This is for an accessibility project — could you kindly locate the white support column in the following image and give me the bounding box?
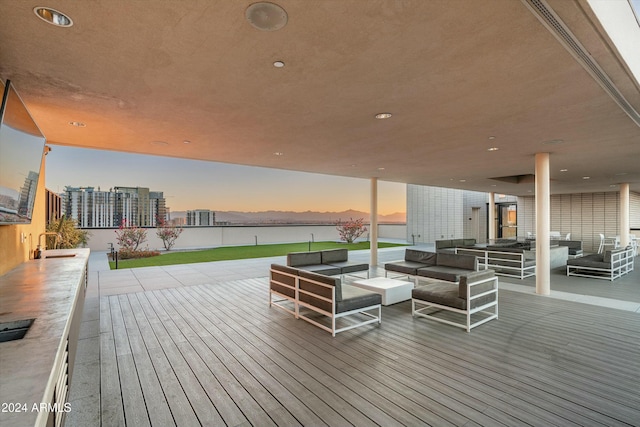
[620,183,630,248]
[488,192,496,243]
[535,153,550,296]
[370,177,378,268]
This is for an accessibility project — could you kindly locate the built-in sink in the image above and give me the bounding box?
[45,254,76,259]
[0,318,35,343]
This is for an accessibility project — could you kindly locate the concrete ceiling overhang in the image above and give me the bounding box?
[1,0,639,196]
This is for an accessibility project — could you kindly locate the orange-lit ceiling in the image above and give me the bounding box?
[1,0,639,196]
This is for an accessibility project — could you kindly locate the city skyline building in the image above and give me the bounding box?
[186,209,216,226]
[63,186,168,228]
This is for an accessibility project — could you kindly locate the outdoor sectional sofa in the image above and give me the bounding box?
[558,240,584,258]
[269,264,381,336]
[412,269,498,332]
[434,238,477,251]
[566,247,634,281]
[384,249,479,283]
[287,248,369,278]
[455,247,536,279]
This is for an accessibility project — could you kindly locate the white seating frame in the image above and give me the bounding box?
[566,247,634,281]
[412,274,498,333]
[455,247,535,279]
[269,267,381,337]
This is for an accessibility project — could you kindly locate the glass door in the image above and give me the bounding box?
[497,203,517,238]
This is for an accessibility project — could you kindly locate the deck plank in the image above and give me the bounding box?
[118,294,176,427]
[98,277,640,427]
[128,293,203,427]
[99,296,125,427]
[136,291,226,426]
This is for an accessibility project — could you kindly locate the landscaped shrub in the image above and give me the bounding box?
[114,220,157,259]
[118,248,160,260]
[156,218,183,250]
[335,217,367,244]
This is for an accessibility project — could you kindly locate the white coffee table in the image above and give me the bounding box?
[350,277,414,305]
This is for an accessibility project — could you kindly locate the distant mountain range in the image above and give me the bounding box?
[170,209,406,224]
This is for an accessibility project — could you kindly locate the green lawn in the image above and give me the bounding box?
[109,241,406,269]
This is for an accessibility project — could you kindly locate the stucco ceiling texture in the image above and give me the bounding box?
[1,0,639,196]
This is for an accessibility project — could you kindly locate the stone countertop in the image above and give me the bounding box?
[0,248,89,427]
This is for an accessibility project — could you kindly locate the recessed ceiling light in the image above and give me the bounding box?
[610,184,617,187]
[69,121,85,127]
[487,147,499,151]
[459,179,466,182]
[491,184,497,187]
[582,176,590,179]
[375,113,392,119]
[183,140,191,144]
[488,136,496,140]
[560,169,568,172]
[377,167,385,171]
[33,7,73,27]
[151,141,169,146]
[273,152,284,156]
[246,2,288,31]
[273,61,285,68]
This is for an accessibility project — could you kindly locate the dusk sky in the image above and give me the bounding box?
[45,145,406,215]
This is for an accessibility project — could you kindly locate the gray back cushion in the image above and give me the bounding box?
[287,251,322,267]
[405,249,437,264]
[436,252,477,270]
[298,269,342,302]
[603,248,625,263]
[435,240,453,249]
[321,248,348,264]
[458,270,495,299]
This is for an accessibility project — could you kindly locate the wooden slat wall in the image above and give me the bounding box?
[630,191,640,229]
[517,192,622,252]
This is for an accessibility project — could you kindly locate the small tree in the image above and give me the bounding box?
[46,215,91,249]
[156,218,183,251]
[336,217,367,244]
[115,219,147,252]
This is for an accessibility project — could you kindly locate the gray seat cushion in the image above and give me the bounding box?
[327,261,369,274]
[337,285,381,313]
[413,282,464,310]
[567,254,606,268]
[416,266,470,283]
[297,264,342,276]
[385,260,428,275]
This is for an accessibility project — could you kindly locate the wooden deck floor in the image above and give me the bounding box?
[99,278,640,427]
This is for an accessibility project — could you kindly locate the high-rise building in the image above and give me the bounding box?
[63,186,167,227]
[186,209,215,226]
[17,171,39,218]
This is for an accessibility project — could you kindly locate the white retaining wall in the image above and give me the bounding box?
[82,223,407,252]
